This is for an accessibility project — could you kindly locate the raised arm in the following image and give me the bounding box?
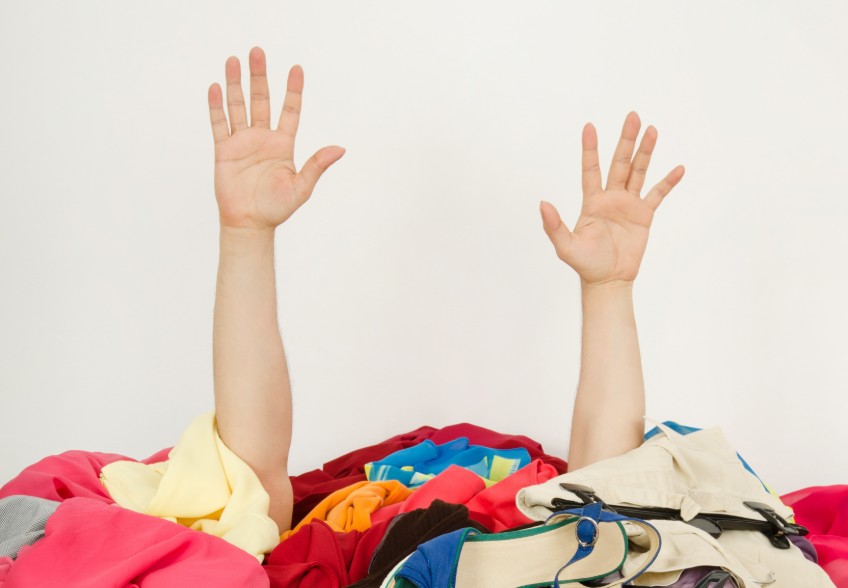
[540,112,684,470]
[207,47,344,531]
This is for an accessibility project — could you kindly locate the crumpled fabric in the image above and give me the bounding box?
[348,500,488,588]
[516,423,835,587]
[782,485,848,588]
[517,423,794,524]
[98,411,280,560]
[290,423,568,527]
[372,459,560,533]
[364,437,531,488]
[0,497,268,588]
[280,480,412,540]
[264,462,557,588]
[265,518,395,588]
[0,496,59,559]
[0,450,151,505]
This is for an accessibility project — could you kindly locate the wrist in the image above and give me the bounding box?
[580,279,635,312]
[218,224,276,262]
[220,223,276,241]
[580,278,634,295]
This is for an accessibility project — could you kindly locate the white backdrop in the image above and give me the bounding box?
[1,1,846,494]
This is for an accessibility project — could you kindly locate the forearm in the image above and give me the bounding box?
[212,225,293,528]
[568,280,645,470]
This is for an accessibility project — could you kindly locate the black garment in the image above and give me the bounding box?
[347,499,489,588]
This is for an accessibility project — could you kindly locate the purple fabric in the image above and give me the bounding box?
[666,566,738,587]
[789,534,819,563]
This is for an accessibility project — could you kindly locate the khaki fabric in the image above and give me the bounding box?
[515,422,835,587]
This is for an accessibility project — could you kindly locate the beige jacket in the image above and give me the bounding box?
[516,422,835,587]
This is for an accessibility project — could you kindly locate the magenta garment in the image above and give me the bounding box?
[782,485,848,588]
[0,556,12,587]
[0,497,268,588]
[0,448,171,504]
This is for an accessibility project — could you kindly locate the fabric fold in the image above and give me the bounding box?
[515,423,835,587]
[99,411,279,560]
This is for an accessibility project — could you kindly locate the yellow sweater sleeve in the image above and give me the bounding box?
[99,411,280,561]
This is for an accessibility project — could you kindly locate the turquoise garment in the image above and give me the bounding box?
[364,437,531,488]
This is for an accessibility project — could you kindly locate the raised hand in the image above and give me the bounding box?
[540,112,684,286]
[208,47,345,231]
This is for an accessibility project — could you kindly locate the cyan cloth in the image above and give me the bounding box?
[364,438,530,488]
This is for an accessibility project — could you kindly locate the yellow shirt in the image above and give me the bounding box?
[99,411,279,561]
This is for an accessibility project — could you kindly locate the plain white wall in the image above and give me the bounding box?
[1,1,846,494]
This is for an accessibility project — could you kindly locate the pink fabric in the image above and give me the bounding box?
[1,451,127,503]
[0,557,12,588]
[371,459,559,532]
[466,459,559,531]
[0,497,267,588]
[0,448,171,503]
[371,466,485,525]
[782,485,848,588]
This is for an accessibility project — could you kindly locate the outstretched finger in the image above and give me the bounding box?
[540,200,574,252]
[294,145,346,202]
[626,125,658,194]
[277,65,304,141]
[581,123,602,196]
[249,47,271,129]
[225,56,248,133]
[606,112,640,190]
[208,83,229,144]
[643,165,685,211]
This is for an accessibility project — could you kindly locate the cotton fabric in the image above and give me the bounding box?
[516,423,835,587]
[0,496,59,559]
[99,411,280,560]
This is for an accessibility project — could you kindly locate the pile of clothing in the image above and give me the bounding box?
[0,413,845,587]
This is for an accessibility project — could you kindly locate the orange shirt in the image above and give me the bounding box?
[281,479,412,540]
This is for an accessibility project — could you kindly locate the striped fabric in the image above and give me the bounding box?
[364,437,531,488]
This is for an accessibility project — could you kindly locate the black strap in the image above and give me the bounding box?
[550,483,808,550]
[694,569,735,588]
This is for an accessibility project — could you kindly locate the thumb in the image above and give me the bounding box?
[295,145,346,201]
[540,200,573,251]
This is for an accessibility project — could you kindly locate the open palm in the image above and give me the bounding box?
[541,112,684,285]
[208,47,344,231]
